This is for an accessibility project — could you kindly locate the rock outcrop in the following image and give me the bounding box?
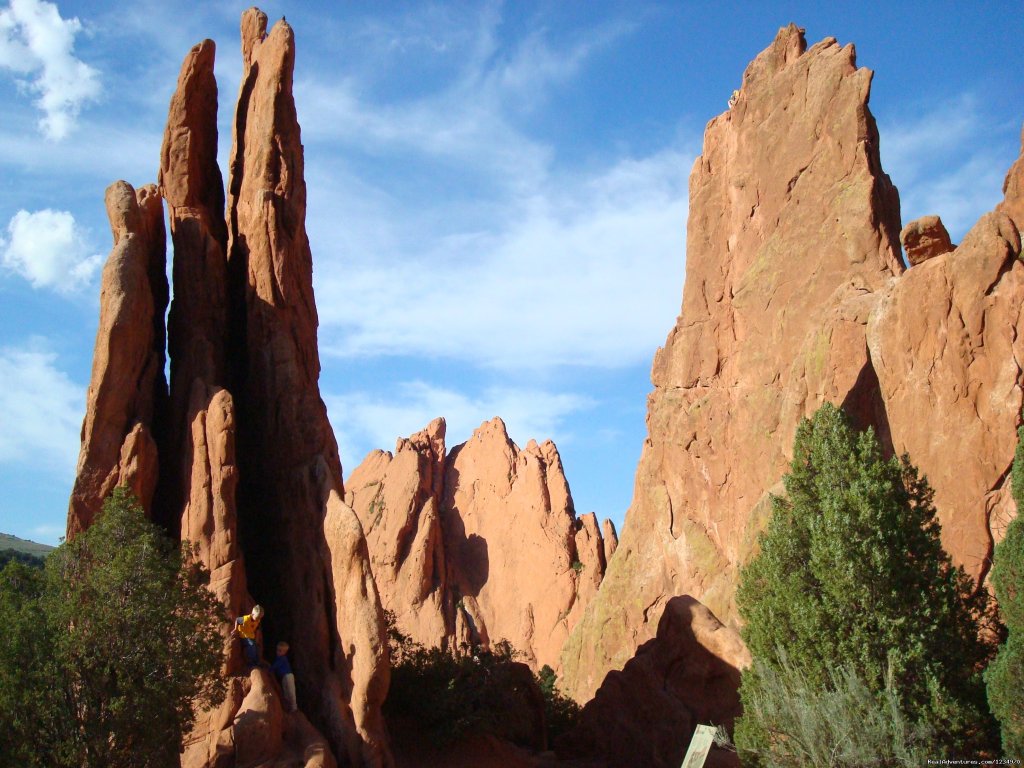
[562,22,1024,731]
[562,23,904,702]
[158,38,250,676]
[69,10,391,768]
[602,518,619,563]
[67,181,167,536]
[346,417,615,672]
[868,210,1023,583]
[559,596,748,768]
[900,215,954,265]
[225,12,390,765]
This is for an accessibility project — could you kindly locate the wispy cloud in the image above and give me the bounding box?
[879,94,1017,239]
[0,0,100,140]
[1,208,101,292]
[0,341,83,471]
[312,143,691,371]
[326,380,594,472]
[294,4,691,373]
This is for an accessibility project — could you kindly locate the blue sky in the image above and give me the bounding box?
[0,1,1020,545]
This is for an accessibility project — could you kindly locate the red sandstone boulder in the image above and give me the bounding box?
[869,210,1024,581]
[900,214,954,265]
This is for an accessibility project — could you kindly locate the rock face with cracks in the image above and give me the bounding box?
[68,180,167,537]
[68,10,392,768]
[346,417,615,672]
[226,11,390,766]
[562,22,1024,730]
[562,23,905,702]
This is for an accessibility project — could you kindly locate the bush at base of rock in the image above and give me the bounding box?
[984,427,1024,756]
[535,665,581,742]
[384,611,549,750]
[0,488,226,768]
[735,651,933,767]
[736,403,999,760]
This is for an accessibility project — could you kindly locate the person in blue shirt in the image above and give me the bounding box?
[271,640,297,713]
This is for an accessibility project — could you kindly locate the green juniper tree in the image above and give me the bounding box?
[735,403,997,765]
[0,488,226,768]
[984,427,1024,756]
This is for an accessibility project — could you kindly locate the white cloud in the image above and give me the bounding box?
[297,6,632,191]
[312,143,692,370]
[0,0,101,140]
[879,95,1015,239]
[326,381,594,471]
[1,208,101,292]
[0,342,83,471]
[294,5,690,373]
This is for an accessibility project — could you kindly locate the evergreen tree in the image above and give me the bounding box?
[735,403,996,763]
[0,488,226,768]
[984,427,1024,756]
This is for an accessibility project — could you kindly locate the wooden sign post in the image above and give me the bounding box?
[680,724,718,768]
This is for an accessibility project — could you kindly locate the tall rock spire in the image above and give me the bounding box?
[67,181,167,536]
[561,24,904,703]
[225,10,391,766]
[69,10,392,767]
[158,36,250,670]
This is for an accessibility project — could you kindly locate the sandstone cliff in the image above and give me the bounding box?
[346,417,615,672]
[68,11,391,768]
[562,23,904,702]
[562,21,1024,722]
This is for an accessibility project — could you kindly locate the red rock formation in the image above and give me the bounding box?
[346,417,609,672]
[559,596,748,768]
[562,24,904,703]
[869,210,1023,583]
[346,418,449,646]
[225,10,391,766]
[158,36,249,662]
[185,669,337,768]
[70,11,392,767]
[900,215,954,265]
[601,518,618,563]
[67,180,167,536]
[998,124,1024,228]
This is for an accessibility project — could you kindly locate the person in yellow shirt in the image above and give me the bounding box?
[233,604,263,668]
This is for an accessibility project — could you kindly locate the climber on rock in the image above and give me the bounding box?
[272,640,298,713]
[233,604,264,669]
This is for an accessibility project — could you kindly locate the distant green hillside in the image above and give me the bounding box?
[0,533,55,558]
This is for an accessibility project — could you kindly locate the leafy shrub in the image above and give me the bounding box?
[536,664,581,741]
[735,650,933,767]
[736,403,997,761]
[985,427,1024,755]
[384,612,577,748]
[0,548,45,569]
[0,488,226,768]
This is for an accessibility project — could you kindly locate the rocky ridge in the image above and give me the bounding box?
[562,22,1024,736]
[345,417,616,673]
